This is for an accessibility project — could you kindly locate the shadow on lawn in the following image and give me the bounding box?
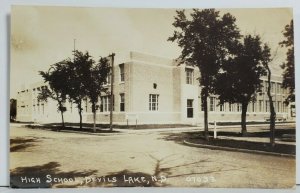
[10,162,98,188]
[160,130,296,155]
[160,127,295,141]
[26,124,120,134]
[10,138,39,152]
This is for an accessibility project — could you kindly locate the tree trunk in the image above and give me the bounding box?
[203,91,209,141]
[93,112,96,132]
[92,102,96,132]
[79,111,82,130]
[267,67,276,146]
[58,101,65,131]
[269,101,276,146]
[241,102,248,136]
[78,101,83,130]
[60,110,64,131]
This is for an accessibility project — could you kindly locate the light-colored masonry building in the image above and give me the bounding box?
[16,52,295,125]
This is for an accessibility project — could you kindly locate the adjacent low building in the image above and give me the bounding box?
[16,51,293,125]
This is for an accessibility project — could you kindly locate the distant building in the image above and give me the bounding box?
[16,52,293,125]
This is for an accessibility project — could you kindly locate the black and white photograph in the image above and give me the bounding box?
[9,5,295,188]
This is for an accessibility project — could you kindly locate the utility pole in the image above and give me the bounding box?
[110,53,115,131]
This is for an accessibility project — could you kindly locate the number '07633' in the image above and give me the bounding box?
[185,176,216,183]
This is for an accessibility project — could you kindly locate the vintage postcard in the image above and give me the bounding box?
[10,5,295,188]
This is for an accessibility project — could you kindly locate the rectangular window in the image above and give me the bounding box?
[105,97,109,112]
[120,93,125,112]
[271,82,275,93]
[277,83,282,94]
[259,100,263,112]
[185,68,194,84]
[201,99,204,111]
[252,102,256,112]
[265,101,269,112]
[277,101,281,112]
[237,104,242,112]
[100,101,103,112]
[187,99,194,118]
[229,103,232,112]
[283,103,287,112]
[149,94,159,111]
[219,104,224,112]
[101,95,114,112]
[264,81,267,92]
[209,97,215,111]
[84,98,88,112]
[119,64,125,82]
[107,73,111,85]
[259,80,264,93]
[105,69,112,85]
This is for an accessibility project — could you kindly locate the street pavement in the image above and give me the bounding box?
[10,124,295,188]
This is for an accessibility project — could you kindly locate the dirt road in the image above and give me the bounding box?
[10,125,295,188]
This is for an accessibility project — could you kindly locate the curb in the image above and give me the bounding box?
[183,140,295,158]
[25,125,125,136]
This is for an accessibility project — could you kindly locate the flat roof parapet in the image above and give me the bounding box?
[129,51,177,66]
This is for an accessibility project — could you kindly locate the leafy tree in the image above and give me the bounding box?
[261,44,276,146]
[65,50,94,130]
[168,9,241,139]
[215,35,267,135]
[38,62,68,130]
[10,99,17,121]
[86,57,110,131]
[279,20,294,104]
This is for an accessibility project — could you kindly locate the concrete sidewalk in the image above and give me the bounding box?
[113,122,295,133]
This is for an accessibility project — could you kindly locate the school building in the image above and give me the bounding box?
[16,52,294,125]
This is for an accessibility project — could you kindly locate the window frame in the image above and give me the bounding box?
[187,99,194,118]
[185,68,194,85]
[265,100,269,112]
[277,101,281,112]
[149,94,159,111]
[277,83,282,94]
[100,95,114,112]
[120,93,125,112]
[219,104,225,112]
[259,100,263,112]
[104,69,112,86]
[209,97,215,112]
[119,63,125,82]
[252,102,256,112]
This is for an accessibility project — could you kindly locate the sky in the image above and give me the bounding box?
[10,6,293,98]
